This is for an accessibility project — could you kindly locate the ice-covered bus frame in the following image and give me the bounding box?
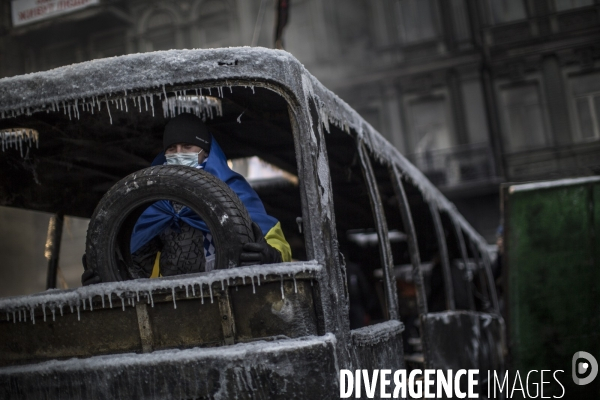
[0,48,505,398]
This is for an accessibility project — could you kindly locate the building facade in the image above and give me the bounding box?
[1,0,600,242]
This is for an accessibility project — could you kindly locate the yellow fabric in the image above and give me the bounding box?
[265,222,292,262]
[150,252,161,278]
[149,223,290,277]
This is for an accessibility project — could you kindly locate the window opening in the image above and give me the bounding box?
[500,83,548,152]
[323,125,390,328]
[569,72,600,142]
[440,211,475,310]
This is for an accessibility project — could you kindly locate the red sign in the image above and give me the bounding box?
[11,0,100,27]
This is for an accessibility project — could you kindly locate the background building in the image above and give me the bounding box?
[1,0,600,295]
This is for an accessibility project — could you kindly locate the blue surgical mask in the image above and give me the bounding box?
[165,150,203,168]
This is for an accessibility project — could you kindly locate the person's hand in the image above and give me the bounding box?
[81,254,101,286]
[240,222,283,266]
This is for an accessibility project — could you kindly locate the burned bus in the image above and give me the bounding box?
[0,48,504,398]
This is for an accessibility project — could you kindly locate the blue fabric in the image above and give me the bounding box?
[130,138,278,254]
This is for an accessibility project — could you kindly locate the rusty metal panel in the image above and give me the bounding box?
[0,304,141,367]
[148,295,223,350]
[351,320,405,373]
[421,311,481,371]
[0,334,340,399]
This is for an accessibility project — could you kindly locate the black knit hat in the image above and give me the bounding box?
[163,113,212,152]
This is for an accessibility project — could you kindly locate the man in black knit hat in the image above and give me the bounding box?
[82,113,290,285]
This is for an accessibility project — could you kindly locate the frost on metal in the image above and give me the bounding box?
[350,320,405,347]
[0,261,322,324]
[0,333,338,399]
[509,175,600,193]
[0,47,489,253]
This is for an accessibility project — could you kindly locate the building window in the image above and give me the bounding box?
[570,72,600,142]
[145,11,177,51]
[555,0,594,11]
[407,96,453,155]
[405,96,458,184]
[487,0,527,24]
[397,0,436,43]
[500,84,548,152]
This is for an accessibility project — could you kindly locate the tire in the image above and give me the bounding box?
[85,165,255,282]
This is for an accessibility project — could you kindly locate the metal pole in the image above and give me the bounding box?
[429,204,456,311]
[452,218,476,310]
[45,213,64,290]
[358,142,398,320]
[389,165,428,316]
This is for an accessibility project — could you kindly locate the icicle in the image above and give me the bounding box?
[162,85,168,100]
[109,294,113,308]
[149,291,154,308]
[96,96,101,111]
[251,276,256,294]
[280,275,285,299]
[172,287,177,309]
[121,297,125,311]
[200,284,204,304]
[144,95,148,111]
[67,104,71,120]
[59,305,63,316]
[185,285,189,298]
[124,97,128,112]
[62,101,66,115]
[18,309,21,322]
[191,284,196,297]
[251,85,255,94]
[150,95,155,117]
[89,296,93,311]
[74,99,80,120]
[242,276,246,285]
[229,86,233,93]
[42,305,46,322]
[101,294,105,308]
[30,307,34,324]
[107,103,113,124]
[12,311,16,324]
[209,284,213,304]
[221,280,225,291]
[82,298,86,311]
[51,307,56,322]
[257,274,261,286]
[195,89,199,96]
[293,275,298,293]
[76,306,80,321]
[138,96,142,112]
[136,291,140,302]
[208,88,212,95]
